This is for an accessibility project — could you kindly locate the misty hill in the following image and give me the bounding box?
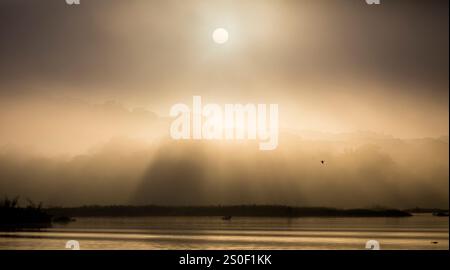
[0,132,448,209]
[46,205,412,218]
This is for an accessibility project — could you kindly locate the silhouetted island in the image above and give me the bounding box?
[0,197,52,229]
[46,205,412,218]
[405,207,449,215]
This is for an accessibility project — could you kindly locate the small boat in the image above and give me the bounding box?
[52,216,76,224]
[222,216,232,221]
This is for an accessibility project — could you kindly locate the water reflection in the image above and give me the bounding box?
[0,214,448,250]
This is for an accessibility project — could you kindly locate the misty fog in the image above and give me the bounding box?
[1,129,447,209]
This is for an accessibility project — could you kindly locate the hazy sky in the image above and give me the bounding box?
[0,0,448,139]
[0,0,448,208]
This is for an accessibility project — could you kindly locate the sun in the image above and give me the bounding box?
[212,28,229,44]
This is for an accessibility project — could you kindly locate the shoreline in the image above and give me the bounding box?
[46,205,415,218]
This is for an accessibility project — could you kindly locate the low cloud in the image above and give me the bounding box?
[0,134,447,209]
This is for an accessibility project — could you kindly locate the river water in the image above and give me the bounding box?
[0,214,447,250]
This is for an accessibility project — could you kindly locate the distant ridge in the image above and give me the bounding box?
[47,205,412,218]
